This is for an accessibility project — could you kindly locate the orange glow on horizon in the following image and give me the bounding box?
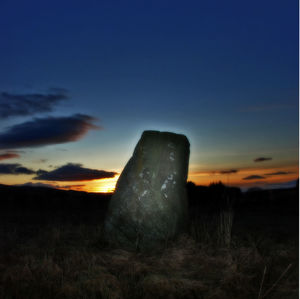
[188,165,299,188]
[60,165,298,192]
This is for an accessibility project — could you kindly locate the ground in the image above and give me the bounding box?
[0,184,298,299]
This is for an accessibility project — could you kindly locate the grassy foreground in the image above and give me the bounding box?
[0,184,298,299]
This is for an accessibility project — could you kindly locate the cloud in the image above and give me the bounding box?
[0,89,68,118]
[264,171,291,176]
[0,163,35,175]
[243,175,266,180]
[60,184,86,188]
[59,184,86,191]
[219,169,238,174]
[34,163,117,181]
[0,152,20,161]
[188,169,239,176]
[254,157,272,162]
[16,182,87,191]
[0,114,99,149]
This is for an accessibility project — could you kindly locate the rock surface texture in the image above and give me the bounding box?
[104,130,190,250]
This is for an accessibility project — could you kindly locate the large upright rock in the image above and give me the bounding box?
[104,130,190,250]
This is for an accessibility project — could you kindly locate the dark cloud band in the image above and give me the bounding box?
[34,163,117,181]
[264,171,291,176]
[0,90,68,118]
[219,169,238,174]
[243,175,266,180]
[0,114,99,149]
[254,157,272,162]
[0,163,35,175]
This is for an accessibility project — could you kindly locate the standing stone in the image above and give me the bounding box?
[104,130,190,250]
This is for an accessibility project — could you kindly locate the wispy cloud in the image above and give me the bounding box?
[264,171,291,176]
[0,114,99,149]
[34,163,117,181]
[0,163,35,175]
[243,175,266,180]
[219,169,238,174]
[0,152,20,161]
[59,184,86,190]
[15,181,86,190]
[254,157,272,162]
[188,169,240,177]
[0,89,68,118]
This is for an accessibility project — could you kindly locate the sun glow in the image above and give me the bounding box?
[93,175,120,193]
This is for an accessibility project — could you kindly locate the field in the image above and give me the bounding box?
[0,183,298,299]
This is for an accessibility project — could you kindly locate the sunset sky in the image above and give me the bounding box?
[0,0,298,192]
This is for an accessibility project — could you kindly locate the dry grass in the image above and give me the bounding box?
[0,184,298,298]
[0,219,298,299]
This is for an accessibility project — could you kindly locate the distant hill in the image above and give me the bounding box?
[245,179,298,192]
[0,182,298,215]
[0,183,112,212]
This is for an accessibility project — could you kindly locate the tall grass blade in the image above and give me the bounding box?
[257,266,267,299]
[262,263,292,298]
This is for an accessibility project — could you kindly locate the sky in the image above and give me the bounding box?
[0,0,298,192]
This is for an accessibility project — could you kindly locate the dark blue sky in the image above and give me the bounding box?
[0,0,298,191]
